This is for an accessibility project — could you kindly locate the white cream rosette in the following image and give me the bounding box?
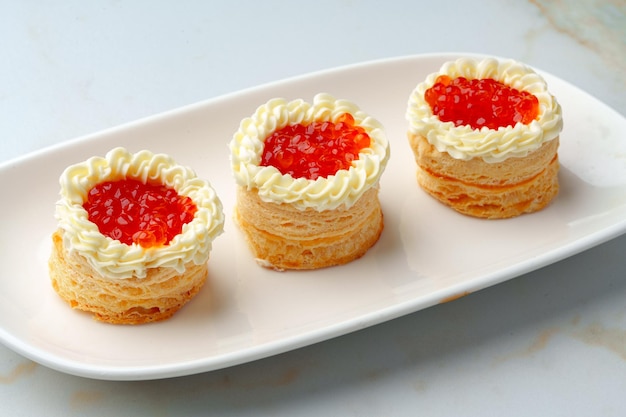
[406,57,563,163]
[55,147,224,279]
[229,93,390,211]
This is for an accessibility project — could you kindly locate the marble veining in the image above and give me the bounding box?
[531,0,626,76]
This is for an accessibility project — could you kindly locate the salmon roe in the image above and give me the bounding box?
[83,178,197,248]
[424,75,539,130]
[260,113,371,180]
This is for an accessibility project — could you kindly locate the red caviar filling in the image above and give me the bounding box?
[424,75,539,130]
[260,113,371,180]
[83,178,197,248]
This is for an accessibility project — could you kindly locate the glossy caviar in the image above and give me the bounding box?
[83,179,197,248]
[260,113,371,180]
[424,76,539,130]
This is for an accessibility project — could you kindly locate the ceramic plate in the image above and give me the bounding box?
[1,54,625,381]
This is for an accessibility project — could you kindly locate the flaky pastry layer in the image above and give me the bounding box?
[49,230,208,324]
[408,133,559,219]
[234,186,383,270]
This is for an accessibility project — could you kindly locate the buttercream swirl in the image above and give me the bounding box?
[229,93,390,211]
[406,57,563,163]
[55,147,224,280]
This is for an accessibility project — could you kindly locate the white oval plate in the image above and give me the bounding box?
[1,54,625,381]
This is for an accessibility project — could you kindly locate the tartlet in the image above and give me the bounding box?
[229,93,390,270]
[406,57,563,218]
[49,147,224,324]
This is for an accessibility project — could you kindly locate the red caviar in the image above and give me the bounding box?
[424,75,539,130]
[83,178,197,248]
[260,113,371,180]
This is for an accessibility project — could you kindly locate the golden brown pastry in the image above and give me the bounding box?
[229,93,390,270]
[406,57,563,219]
[49,147,224,324]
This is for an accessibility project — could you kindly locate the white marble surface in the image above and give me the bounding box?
[1,1,625,415]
